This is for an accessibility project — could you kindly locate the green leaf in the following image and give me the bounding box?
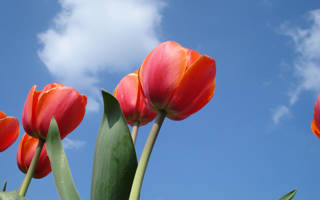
[0,191,27,200]
[90,89,138,200]
[46,118,81,200]
[280,189,297,200]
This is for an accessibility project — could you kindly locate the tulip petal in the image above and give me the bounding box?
[312,120,320,138]
[314,95,320,127]
[0,111,6,119]
[185,48,201,69]
[139,41,187,109]
[0,117,19,152]
[35,87,87,139]
[22,85,41,135]
[114,73,139,125]
[166,55,216,120]
[17,133,51,178]
[42,83,64,92]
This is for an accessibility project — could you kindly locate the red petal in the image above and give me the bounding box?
[114,73,139,125]
[166,55,216,120]
[0,111,6,119]
[17,133,51,178]
[312,120,320,138]
[139,41,187,109]
[35,87,87,139]
[22,85,40,136]
[185,48,200,69]
[42,83,64,92]
[0,116,19,152]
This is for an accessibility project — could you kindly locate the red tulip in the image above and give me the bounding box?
[17,133,51,178]
[312,95,320,138]
[139,41,216,120]
[114,72,156,126]
[22,83,87,139]
[0,111,19,152]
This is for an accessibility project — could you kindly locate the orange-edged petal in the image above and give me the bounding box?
[17,133,51,178]
[139,41,187,109]
[42,83,64,92]
[166,55,216,120]
[185,48,201,69]
[35,87,87,139]
[136,83,157,125]
[0,111,6,119]
[314,95,320,127]
[22,85,41,136]
[312,120,320,138]
[0,116,19,152]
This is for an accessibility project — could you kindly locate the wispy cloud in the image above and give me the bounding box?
[281,9,320,104]
[273,9,320,124]
[272,105,290,125]
[62,138,85,150]
[38,0,165,111]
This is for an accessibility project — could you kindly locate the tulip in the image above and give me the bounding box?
[114,72,156,126]
[139,41,216,120]
[22,83,87,139]
[17,133,51,178]
[312,95,320,138]
[0,111,19,152]
[130,41,216,199]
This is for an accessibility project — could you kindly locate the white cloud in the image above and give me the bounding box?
[62,138,85,150]
[281,9,320,104]
[38,0,164,111]
[272,105,290,125]
[272,9,320,124]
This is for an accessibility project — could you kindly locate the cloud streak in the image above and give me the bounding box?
[62,138,85,150]
[273,9,320,124]
[38,0,164,111]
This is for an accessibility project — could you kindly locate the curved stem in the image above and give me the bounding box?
[129,111,166,200]
[18,138,45,197]
[131,122,140,145]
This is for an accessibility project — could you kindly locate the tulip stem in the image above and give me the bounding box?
[18,138,45,197]
[2,180,7,191]
[131,122,140,145]
[129,111,166,200]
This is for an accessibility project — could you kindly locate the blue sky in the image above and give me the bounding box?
[1,0,320,199]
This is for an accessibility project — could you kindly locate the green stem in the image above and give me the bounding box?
[131,122,140,145]
[18,138,45,197]
[2,180,7,191]
[129,111,166,200]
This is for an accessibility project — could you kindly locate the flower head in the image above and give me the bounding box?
[139,41,216,120]
[22,83,87,139]
[0,111,19,152]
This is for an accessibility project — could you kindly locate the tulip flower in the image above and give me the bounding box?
[17,133,51,178]
[0,111,19,152]
[22,83,87,139]
[139,41,216,120]
[114,72,156,126]
[114,72,157,144]
[312,95,320,138]
[130,41,216,199]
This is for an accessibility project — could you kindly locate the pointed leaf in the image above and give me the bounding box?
[280,189,297,200]
[91,89,138,200]
[0,191,27,200]
[46,118,81,200]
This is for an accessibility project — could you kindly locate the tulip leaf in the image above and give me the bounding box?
[90,89,138,200]
[0,191,28,200]
[279,189,297,200]
[46,118,81,200]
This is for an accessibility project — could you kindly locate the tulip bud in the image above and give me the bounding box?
[139,41,216,120]
[0,111,19,152]
[22,83,87,139]
[114,72,156,126]
[17,133,51,178]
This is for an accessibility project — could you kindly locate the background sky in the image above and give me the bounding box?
[1,0,320,199]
